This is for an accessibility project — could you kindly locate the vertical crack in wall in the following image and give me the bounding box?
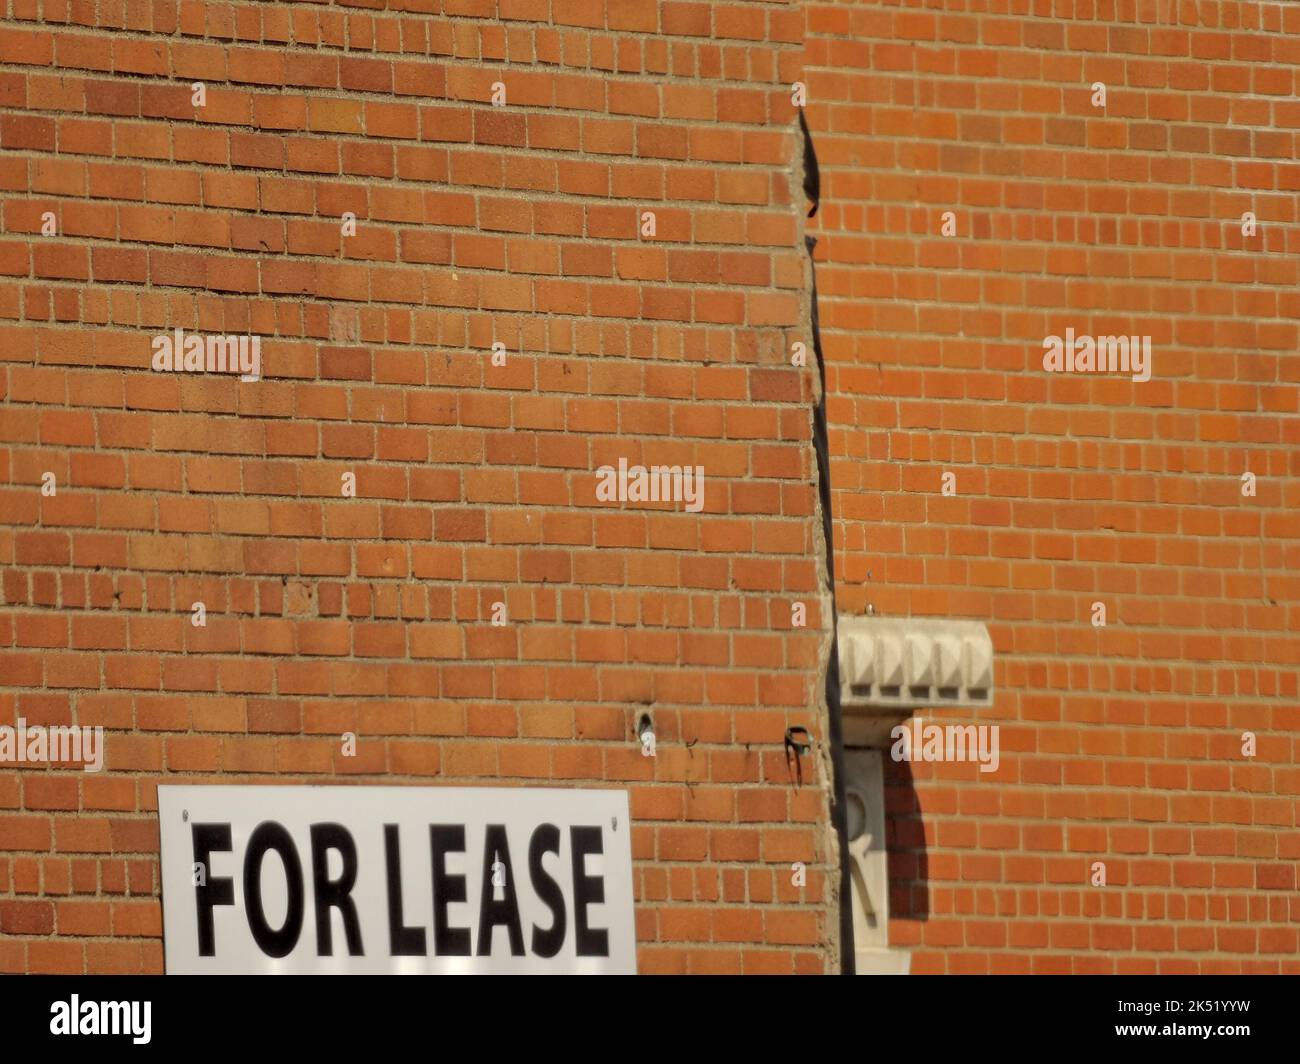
[794,107,853,974]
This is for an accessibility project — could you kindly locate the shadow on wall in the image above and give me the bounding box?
[886,760,932,925]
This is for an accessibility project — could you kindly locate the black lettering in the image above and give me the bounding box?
[310,823,363,957]
[570,825,609,957]
[430,825,470,956]
[243,821,305,958]
[192,823,234,957]
[384,824,426,956]
[476,825,524,956]
[528,823,566,958]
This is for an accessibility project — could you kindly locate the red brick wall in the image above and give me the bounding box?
[802,1,1300,973]
[5,0,1298,978]
[0,1,838,974]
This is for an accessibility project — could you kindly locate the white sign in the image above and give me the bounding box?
[158,785,636,974]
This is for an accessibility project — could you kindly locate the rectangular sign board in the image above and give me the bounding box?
[158,785,636,974]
